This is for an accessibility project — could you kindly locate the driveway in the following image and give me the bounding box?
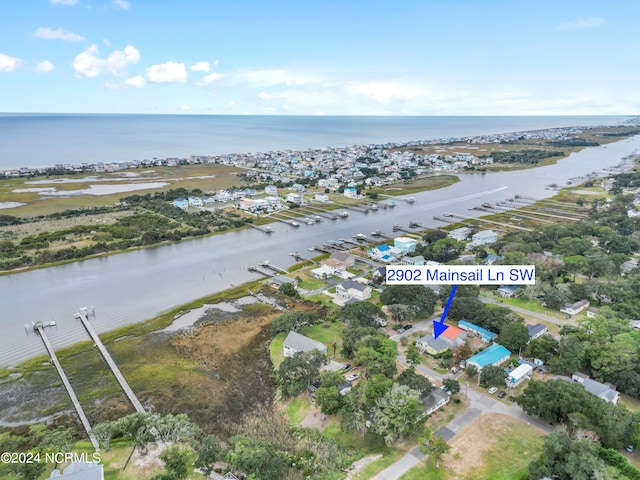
[479,295,568,327]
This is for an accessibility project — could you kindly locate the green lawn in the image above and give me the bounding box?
[269,321,346,368]
[270,332,286,368]
[287,396,312,424]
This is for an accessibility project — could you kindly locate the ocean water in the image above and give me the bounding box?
[0,114,631,170]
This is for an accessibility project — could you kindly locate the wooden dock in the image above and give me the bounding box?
[248,265,275,276]
[76,309,145,414]
[34,322,100,452]
[259,261,289,274]
[248,224,274,234]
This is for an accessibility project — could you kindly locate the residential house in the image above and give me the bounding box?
[440,324,467,347]
[552,373,620,404]
[285,192,304,204]
[329,251,356,268]
[283,331,328,358]
[586,307,599,318]
[526,324,548,341]
[202,196,216,205]
[172,198,188,210]
[271,275,298,289]
[403,255,425,266]
[506,364,533,388]
[497,285,521,298]
[422,389,450,415]
[49,462,104,480]
[291,183,306,192]
[484,254,501,265]
[265,185,278,195]
[416,335,450,356]
[310,264,335,280]
[335,279,372,301]
[343,187,358,198]
[560,300,590,316]
[339,381,352,396]
[467,344,511,371]
[393,236,418,253]
[368,244,394,262]
[458,320,497,343]
[471,230,498,246]
[244,188,258,197]
[314,193,330,203]
[188,196,203,207]
[448,227,472,241]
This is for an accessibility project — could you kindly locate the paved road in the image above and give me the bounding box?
[479,295,569,327]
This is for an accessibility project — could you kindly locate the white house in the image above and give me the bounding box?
[314,193,330,203]
[471,230,498,246]
[286,193,304,204]
[343,187,358,198]
[311,265,335,279]
[560,300,590,316]
[265,185,278,195]
[335,279,372,301]
[526,324,548,341]
[283,331,328,358]
[188,196,203,207]
[448,227,472,241]
[393,236,418,253]
[506,364,533,388]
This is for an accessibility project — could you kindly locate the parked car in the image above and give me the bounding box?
[497,391,507,398]
[538,365,549,374]
[346,373,359,382]
[627,445,635,453]
[340,363,351,371]
[450,366,459,374]
[397,327,405,334]
[403,324,413,330]
[488,387,499,395]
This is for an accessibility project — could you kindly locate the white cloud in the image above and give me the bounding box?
[229,100,236,106]
[145,61,187,84]
[195,72,223,86]
[189,61,210,72]
[259,92,273,100]
[124,75,145,87]
[557,17,604,30]
[230,68,314,87]
[50,0,79,5]
[213,60,219,67]
[35,61,55,73]
[345,81,424,103]
[113,0,130,9]
[0,53,22,72]
[33,27,85,42]
[72,44,140,78]
[181,104,191,111]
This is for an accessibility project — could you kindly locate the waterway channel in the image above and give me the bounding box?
[2,136,639,367]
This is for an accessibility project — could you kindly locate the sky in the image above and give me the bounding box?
[1,0,639,115]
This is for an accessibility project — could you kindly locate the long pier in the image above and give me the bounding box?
[76,309,145,413]
[248,224,274,234]
[259,261,289,274]
[34,322,100,452]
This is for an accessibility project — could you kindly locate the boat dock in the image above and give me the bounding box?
[75,309,145,414]
[259,261,289,274]
[248,265,275,276]
[33,322,100,452]
[248,224,274,234]
[302,204,338,220]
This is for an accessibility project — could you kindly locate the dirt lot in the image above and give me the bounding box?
[443,413,545,479]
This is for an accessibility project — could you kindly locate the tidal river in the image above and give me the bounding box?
[2,136,639,367]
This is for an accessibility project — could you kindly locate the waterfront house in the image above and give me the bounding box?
[448,227,472,241]
[187,196,203,207]
[467,344,511,371]
[286,193,304,204]
[311,264,335,279]
[393,236,418,253]
[314,193,330,203]
[368,244,394,262]
[283,331,328,358]
[471,230,498,246]
[271,275,298,289]
[343,187,358,198]
[329,251,356,268]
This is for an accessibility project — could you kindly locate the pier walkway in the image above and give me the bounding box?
[35,323,100,452]
[76,310,145,413]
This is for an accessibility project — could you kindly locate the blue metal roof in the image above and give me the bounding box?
[467,344,511,368]
[459,320,497,342]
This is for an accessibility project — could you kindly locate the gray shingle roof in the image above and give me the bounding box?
[284,331,327,354]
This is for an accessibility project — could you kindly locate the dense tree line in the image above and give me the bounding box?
[482,149,565,165]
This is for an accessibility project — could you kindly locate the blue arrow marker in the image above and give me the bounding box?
[434,285,457,339]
